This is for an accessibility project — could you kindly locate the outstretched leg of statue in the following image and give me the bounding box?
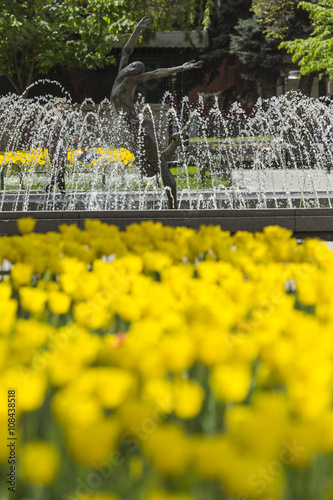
[135,119,177,209]
[45,147,67,195]
[163,114,195,162]
[159,153,177,209]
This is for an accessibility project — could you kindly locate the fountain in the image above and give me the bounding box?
[1,86,333,238]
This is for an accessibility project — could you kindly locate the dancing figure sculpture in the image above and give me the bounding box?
[111,17,203,209]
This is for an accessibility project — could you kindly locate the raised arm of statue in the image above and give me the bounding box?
[118,17,151,72]
[132,60,204,83]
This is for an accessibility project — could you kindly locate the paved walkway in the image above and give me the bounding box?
[233,168,333,194]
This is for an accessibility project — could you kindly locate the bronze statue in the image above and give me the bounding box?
[111,17,203,209]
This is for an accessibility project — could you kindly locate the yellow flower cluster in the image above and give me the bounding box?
[67,147,135,168]
[0,147,134,169]
[0,148,48,166]
[93,147,135,164]
[1,220,333,499]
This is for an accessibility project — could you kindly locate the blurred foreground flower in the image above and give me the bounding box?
[17,217,36,235]
[20,441,59,485]
[0,221,332,499]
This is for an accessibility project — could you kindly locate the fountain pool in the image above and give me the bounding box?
[1,89,333,236]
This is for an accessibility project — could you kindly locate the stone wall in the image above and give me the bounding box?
[1,208,333,239]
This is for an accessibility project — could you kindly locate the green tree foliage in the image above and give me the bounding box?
[251,0,299,38]
[0,0,134,94]
[251,0,314,42]
[229,15,284,97]
[250,0,316,95]
[281,0,333,79]
[0,0,212,95]
[195,0,257,108]
[125,0,214,31]
[204,0,251,60]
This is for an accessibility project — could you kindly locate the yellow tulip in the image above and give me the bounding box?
[20,441,59,485]
[17,217,36,235]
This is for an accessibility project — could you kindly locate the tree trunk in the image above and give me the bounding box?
[61,66,109,103]
[298,74,314,96]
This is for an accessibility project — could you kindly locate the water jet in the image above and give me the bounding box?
[1,88,333,237]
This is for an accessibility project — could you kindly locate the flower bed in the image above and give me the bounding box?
[0,148,230,191]
[0,220,332,500]
[0,147,135,170]
[0,148,136,190]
